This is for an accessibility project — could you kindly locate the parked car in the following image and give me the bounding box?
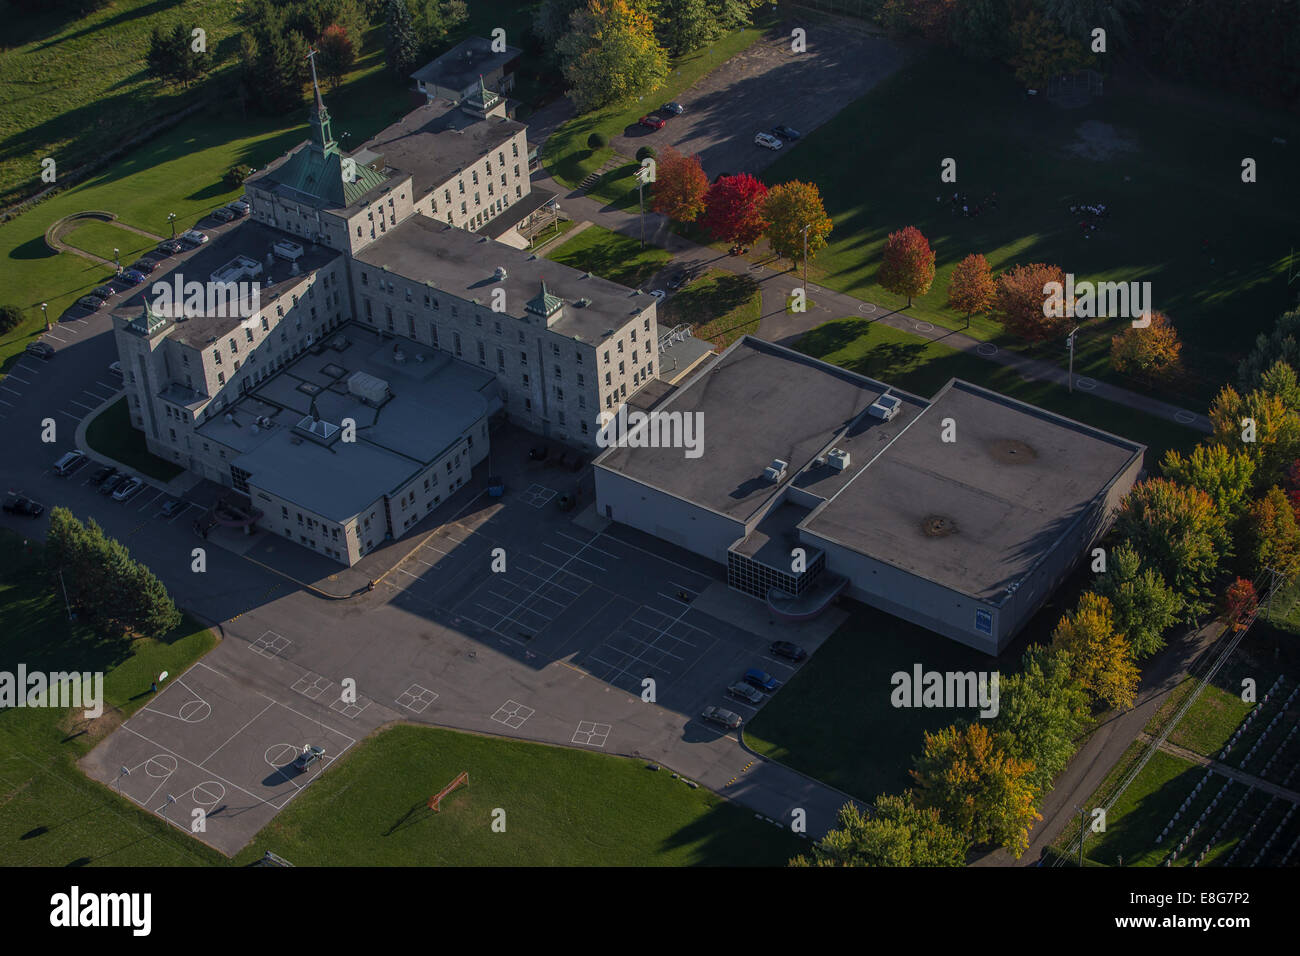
[156,240,183,255]
[772,124,802,140]
[90,465,118,487]
[77,295,106,310]
[293,744,325,771]
[700,705,743,730]
[180,229,208,247]
[742,668,779,692]
[160,498,187,517]
[228,199,251,216]
[2,494,44,518]
[753,132,783,150]
[868,394,902,422]
[661,101,685,115]
[639,115,667,131]
[726,682,764,705]
[667,272,687,290]
[211,207,236,223]
[53,450,86,476]
[93,285,117,300]
[120,268,147,284]
[112,476,144,501]
[100,474,128,496]
[128,259,157,276]
[25,341,54,359]
[769,640,807,662]
[649,289,666,301]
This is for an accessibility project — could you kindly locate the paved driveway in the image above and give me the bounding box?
[614,17,907,178]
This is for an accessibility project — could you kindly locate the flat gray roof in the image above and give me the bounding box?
[112,221,341,349]
[732,500,822,571]
[354,214,653,344]
[594,337,921,523]
[411,37,522,93]
[801,380,1144,603]
[359,102,525,201]
[197,323,494,521]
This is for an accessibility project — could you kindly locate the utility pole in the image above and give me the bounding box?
[59,569,74,621]
[637,173,646,250]
[802,223,810,292]
[1067,326,1079,393]
[1076,805,1088,867]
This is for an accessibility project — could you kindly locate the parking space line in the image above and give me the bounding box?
[68,400,96,411]
[1,385,23,396]
[57,410,80,421]
[0,398,13,408]
[15,362,43,375]
[167,503,195,524]
[136,489,163,511]
[43,333,69,343]
[555,530,621,561]
[5,372,32,385]
[541,541,608,573]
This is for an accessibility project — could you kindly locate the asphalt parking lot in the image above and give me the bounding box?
[615,16,906,178]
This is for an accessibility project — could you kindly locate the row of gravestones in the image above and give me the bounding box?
[1247,801,1295,866]
[1218,674,1287,766]
[1225,794,1283,866]
[1236,680,1298,781]
[1162,780,1252,867]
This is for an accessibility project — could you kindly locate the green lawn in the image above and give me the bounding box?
[0,529,222,866]
[234,724,801,866]
[60,220,158,264]
[753,52,1300,404]
[658,268,761,347]
[545,224,672,290]
[0,0,245,209]
[744,605,1009,801]
[1074,749,1204,867]
[85,397,184,482]
[1167,684,1255,757]
[797,316,1200,469]
[542,17,773,191]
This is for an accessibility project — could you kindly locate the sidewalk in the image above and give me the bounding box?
[533,165,1212,434]
[1146,735,1300,805]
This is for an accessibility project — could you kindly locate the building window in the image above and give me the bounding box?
[453,331,462,357]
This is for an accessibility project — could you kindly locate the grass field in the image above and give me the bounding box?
[744,604,1009,801]
[545,224,672,290]
[60,220,158,264]
[658,268,761,347]
[752,52,1300,403]
[0,0,244,209]
[0,529,222,866]
[85,396,184,482]
[1167,684,1255,757]
[797,316,1200,469]
[234,724,801,867]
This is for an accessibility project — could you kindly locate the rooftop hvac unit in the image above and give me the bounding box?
[763,459,789,483]
[393,348,407,364]
[347,370,390,404]
[827,448,851,472]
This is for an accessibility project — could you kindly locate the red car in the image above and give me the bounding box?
[639,115,666,131]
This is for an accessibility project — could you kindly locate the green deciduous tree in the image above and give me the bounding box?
[557,0,669,113]
[384,0,420,80]
[790,794,970,867]
[1245,485,1300,581]
[1160,443,1256,525]
[911,721,1041,858]
[1209,364,1300,490]
[762,180,833,272]
[993,644,1089,793]
[1238,309,1300,392]
[1094,543,1182,659]
[1113,478,1230,617]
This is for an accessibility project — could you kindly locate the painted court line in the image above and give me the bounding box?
[199,700,275,767]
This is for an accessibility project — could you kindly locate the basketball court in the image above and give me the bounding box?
[80,660,356,855]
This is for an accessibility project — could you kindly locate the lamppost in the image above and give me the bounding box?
[801,223,811,293]
[637,167,647,250]
[1067,326,1080,393]
[41,302,49,332]
[1075,804,1089,867]
[113,246,120,274]
[116,766,130,795]
[167,212,177,239]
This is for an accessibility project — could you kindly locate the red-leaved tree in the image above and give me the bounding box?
[947,253,995,329]
[650,147,709,223]
[701,173,769,248]
[878,226,935,307]
[1220,578,1258,631]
